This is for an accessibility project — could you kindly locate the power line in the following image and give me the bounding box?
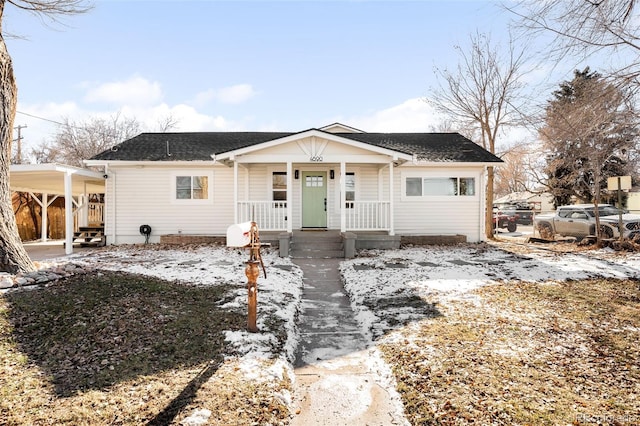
[17,110,66,126]
[16,110,130,140]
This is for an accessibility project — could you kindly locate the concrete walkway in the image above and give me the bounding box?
[290,258,408,426]
[23,240,73,261]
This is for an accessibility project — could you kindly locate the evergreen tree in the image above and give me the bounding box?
[541,68,637,207]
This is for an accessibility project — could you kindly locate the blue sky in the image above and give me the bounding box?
[6,0,558,156]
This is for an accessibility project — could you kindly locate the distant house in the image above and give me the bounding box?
[85,123,502,247]
[628,190,640,214]
[494,190,555,213]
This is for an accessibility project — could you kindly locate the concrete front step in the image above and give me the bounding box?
[290,231,344,258]
[292,241,343,250]
[290,250,345,259]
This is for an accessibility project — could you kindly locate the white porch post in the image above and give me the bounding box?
[64,171,74,255]
[286,161,293,233]
[79,196,88,228]
[233,161,238,224]
[389,160,395,236]
[41,193,48,242]
[340,161,346,233]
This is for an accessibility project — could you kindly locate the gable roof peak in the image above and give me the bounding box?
[319,123,366,134]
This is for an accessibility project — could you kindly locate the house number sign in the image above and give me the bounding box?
[310,156,324,162]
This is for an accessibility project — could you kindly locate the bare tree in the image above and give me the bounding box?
[494,142,535,198]
[1,0,91,274]
[155,113,179,133]
[428,31,530,239]
[31,113,178,166]
[35,113,141,167]
[507,0,640,86]
[540,68,638,243]
[13,191,41,239]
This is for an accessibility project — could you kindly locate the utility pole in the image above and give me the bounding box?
[13,125,27,164]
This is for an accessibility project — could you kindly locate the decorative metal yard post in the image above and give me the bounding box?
[245,221,266,333]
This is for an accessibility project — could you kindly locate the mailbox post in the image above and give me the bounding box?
[227,221,267,333]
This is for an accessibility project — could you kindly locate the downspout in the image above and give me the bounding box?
[286,161,292,233]
[481,166,487,241]
[340,161,346,232]
[389,160,394,236]
[107,164,116,245]
[233,160,238,224]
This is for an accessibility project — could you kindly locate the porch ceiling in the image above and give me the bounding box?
[9,163,105,196]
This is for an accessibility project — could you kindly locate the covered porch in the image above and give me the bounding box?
[215,130,412,235]
[233,161,398,234]
[9,163,106,254]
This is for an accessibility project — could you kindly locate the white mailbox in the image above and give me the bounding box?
[226,221,253,247]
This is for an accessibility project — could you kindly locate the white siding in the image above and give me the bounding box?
[106,165,233,244]
[628,192,640,214]
[393,166,485,242]
[102,148,488,243]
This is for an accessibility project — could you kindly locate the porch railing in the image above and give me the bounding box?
[237,200,391,231]
[238,201,288,230]
[345,201,391,231]
[88,202,104,226]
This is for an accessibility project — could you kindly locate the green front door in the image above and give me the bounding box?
[302,171,327,228]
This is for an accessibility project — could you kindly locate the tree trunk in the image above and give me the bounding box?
[485,166,495,240]
[0,4,36,274]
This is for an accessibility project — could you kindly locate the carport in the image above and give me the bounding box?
[9,163,106,254]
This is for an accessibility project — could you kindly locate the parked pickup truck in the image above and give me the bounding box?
[534,204,640,240]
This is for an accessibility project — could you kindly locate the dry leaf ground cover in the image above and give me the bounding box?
[0,245,302,425]
[341,243,640,425]
[381,278,640,425]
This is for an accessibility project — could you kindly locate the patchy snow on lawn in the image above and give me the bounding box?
[56,244,304,375]
[341,243,640,339]
[17,240,640,423]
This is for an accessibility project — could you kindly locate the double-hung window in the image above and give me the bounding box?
[172,172,213,204]
[176,176,208,199]
[345,172,355,208]
[272,172,287,208]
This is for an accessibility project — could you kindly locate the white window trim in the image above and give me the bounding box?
[170,170,214,205]
[268,167,289,208]
[334,168,359,213]
[400,170,479,201]
[268,167,288,202]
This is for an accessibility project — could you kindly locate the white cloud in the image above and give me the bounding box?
[341,98,537,148]
[84,76,163,106]
[118,103,245,132]
[15,98,247,161]
[344,98,444,133]
[193,84,256,106]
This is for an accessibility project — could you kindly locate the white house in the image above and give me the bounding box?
[84,123,502,248]
[494,190,556,213]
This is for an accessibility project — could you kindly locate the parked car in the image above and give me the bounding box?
[512,202,534,225]
[493,207,518,232]
[533,204,640,240]
[498,203,534,225]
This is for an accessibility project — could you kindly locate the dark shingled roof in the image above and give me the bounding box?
[332,132,502,163]
[90,130,503,163]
